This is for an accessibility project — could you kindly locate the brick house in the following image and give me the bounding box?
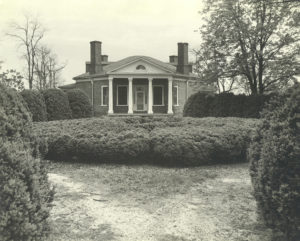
[60,41,213,116]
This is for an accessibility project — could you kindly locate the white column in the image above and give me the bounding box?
[128,77,133,114]
[168,77,173,114]
[108,77,114,114]
[148,77,153,114]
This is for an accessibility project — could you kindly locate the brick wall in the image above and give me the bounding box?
[93,80,109,116]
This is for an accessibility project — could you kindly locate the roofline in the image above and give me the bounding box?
[106,56,175,74]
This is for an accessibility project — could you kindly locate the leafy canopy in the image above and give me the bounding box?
[196,0,300,94]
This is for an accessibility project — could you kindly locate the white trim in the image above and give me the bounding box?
[152,85,164,106]
[173,85,179,106]
[108,57,174,74]
[101,85,108,106]
[117,85,128,106]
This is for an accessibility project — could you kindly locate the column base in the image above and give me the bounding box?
[108,110,114,114]
[167,110,173,114]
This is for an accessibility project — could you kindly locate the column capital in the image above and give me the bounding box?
[108,76,114,81]
[168,76,173,81]
[148,77,153,81]
[128,77,133,81]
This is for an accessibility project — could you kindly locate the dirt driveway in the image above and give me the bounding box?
[48,162,272,241]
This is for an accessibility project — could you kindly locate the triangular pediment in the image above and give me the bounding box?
[106,57,174,74]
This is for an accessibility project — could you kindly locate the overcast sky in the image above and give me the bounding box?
[0,0,204,86]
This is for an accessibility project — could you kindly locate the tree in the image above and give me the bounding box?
[6,15,45,89]
[0,62,24,91]
[196,0,300,94]
[34,45,66,90]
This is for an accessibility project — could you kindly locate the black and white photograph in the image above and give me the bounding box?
[0,0,299,240]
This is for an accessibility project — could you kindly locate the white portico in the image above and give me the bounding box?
[107,74,173,115]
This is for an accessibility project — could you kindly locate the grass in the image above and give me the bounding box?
[47,162,273,241]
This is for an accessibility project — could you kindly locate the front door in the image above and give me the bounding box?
[136,91,145,111]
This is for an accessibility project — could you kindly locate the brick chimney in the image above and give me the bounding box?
[169,55,178,64]
[101,55,108,62]
[177,42,190,75]
[90,41,102,74]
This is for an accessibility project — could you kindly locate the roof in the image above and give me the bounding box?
[58,83,76,89]
[74,55,198,80]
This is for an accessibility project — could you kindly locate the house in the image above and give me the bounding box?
[60,41,213,116]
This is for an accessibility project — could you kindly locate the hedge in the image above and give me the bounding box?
[42,88,72,121]
[66,89,93,119]
[33,116,259,166]
[248,84,300,241]
[0,84,53,240]
[21,89,47,122]
[183,92,272,118]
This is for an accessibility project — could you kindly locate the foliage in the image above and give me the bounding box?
[66,89,93,119]
[0,69,24,91]
[248,83,300,240]
[34,45,66,90]
[196,0,300,94]
[0,83,53,241]
[33,116,259,166]
[42,88,72,121]
[6,15,45,89]
[21,89,47,122]
[183,91,271,118]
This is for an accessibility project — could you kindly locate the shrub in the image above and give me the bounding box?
[248,84,300,241]
[42,88,72,121]
[33,116,259,166]
[21,89,47,122]
[0,84,53,241]
[183,92,272,118]
[66,89,93,119]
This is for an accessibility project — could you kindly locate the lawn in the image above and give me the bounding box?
[47,162,272,241]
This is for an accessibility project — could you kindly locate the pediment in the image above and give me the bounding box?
[107,58,173,74]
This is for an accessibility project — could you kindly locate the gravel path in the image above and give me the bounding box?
[48,164,271,241]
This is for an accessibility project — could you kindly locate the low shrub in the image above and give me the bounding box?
[248,83,300,241]
[21,89,47,122]
[0,84,53,241]
[33,116,259,166]
[183,92,272,118]
[66,89,93,119]
[42,88,72,121]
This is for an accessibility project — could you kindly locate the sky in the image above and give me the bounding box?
[0,0,205,86]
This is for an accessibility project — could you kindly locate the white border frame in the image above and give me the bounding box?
[101,85,108,106]
[116,85,128,106]
[173,85,179,106]
[152,85,164,106]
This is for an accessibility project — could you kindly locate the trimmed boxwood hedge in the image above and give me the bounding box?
[248,84,300,241]
[42,88,72,121]
[33,116,259,166]
[21,89,47,122]
[183,92,272,118]
[66,89,93,119]
[0,84,53,241]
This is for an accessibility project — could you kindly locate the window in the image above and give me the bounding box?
[173,85,178,106]
[136,65,146,70]
[153,86,164,106]
[117,85,128,105]
[101,85,108,106]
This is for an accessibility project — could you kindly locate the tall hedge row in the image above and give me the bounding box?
[42,88,72,121]
[21,89,47,122]
[33,117,259,166]
[248,84,300,241]
[66,89,92,119]
[183,92,272,118]
[0,84,53,241]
